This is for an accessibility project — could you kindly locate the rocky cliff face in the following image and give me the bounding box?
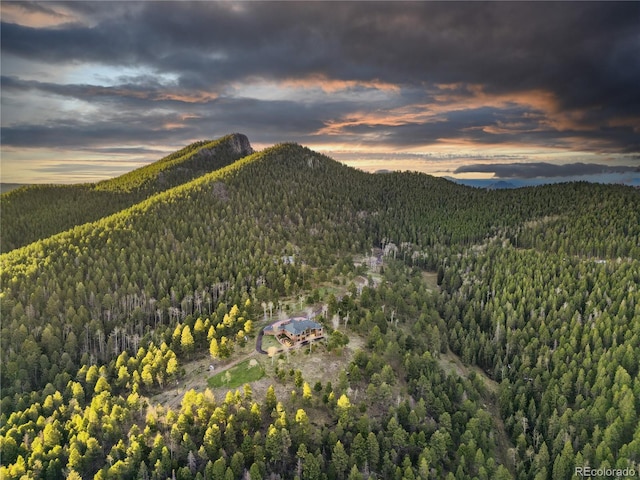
[227,132,253,157]
[194,133,253,169]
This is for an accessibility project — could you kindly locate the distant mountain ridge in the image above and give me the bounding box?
[0,183,27,194]
[486,180,518,190]
[0,133,253,252]
[444,177,521,189]
[447,173,640,188]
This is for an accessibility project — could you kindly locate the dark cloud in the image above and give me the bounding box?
[1,122,179,149]
[1,1,639,181]
[454,162,639,179]
[0,93,333,149]
[80,146,169,156]
[3,2,639,101]
[1,75,218,107]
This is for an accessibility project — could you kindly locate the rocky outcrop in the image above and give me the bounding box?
[227,133,253,157]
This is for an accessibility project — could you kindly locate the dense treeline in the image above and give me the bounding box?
[0,185,137,254]
[0,134,252,253]
[433,242,640,479]
[0,145,373,403]
[420,183,640,478]
[1,258,512,480]
[1,139,639,478]
[94,133,252,194]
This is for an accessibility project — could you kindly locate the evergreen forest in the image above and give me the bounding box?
[1,136,638,480]
[0,134,253,253]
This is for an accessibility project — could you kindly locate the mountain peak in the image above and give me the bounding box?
[226,133,253,157]
[1,134,255,252]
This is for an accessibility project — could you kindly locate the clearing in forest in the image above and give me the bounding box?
[421,270,439,290]
[420,268,515,475]
[438,349,515,474]
[207,358,265,389]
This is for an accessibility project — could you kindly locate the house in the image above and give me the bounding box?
[264,316,324,347]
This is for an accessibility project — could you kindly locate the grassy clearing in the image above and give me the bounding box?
[208,359,265,389]
[421,271,439,290]
[317,284,342,298]
[260,334,282,351]
[438,350,499,395]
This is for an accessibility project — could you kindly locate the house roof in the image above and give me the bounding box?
[283,319,322,335]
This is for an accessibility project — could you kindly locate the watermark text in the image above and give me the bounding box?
[575,466,637,478]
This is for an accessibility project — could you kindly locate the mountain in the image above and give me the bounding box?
[1,139,638,479]
[485,180,517,190]
[0,133,252,253]
[445,177,522,189]
[94,133,252,194]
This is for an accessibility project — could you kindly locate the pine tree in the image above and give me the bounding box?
[209,338,219,359]
[302,382,313,402]
[332,441,349,480]
[181,325,194,358]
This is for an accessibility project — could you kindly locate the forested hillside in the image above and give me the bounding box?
[0,134,252,253]
[1,141,638,479]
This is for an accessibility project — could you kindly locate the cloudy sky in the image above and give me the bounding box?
[2,1,639,184]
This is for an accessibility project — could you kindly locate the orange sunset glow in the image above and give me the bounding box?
[1,2,638,186]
